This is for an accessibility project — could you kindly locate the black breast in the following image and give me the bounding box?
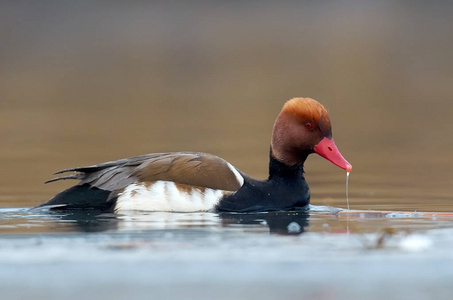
[215,156,310,212]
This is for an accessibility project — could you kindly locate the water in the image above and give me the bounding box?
[1,207,453,299]
[1,1,453,299]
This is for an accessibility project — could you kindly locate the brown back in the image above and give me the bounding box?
[48,152,243,192]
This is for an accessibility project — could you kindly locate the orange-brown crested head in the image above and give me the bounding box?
[271,97,351,172]
[280,97,332,138]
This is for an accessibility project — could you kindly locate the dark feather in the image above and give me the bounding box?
[38,184,115,210]
[44,174,81,184]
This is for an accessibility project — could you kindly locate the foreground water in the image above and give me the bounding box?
[1,206,453,299]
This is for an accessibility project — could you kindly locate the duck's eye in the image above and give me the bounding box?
[305,122,313,129]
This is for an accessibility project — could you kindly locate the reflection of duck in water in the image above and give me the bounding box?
[39,98,351,213]
[220,211,309,235]
[41,209,119,232]
[40,210,309,235]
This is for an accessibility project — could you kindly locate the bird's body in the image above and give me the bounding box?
[38,98,351,212]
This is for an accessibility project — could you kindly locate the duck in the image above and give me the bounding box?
[38,97,352,213]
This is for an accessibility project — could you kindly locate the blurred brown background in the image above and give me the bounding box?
[1,1,452,210]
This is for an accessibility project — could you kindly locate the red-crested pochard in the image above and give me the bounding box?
[38,98,352,212]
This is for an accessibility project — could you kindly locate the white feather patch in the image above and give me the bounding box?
[114,181,227,212]
[226,162,244,187]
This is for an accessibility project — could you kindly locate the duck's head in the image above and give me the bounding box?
[271,97,352,172]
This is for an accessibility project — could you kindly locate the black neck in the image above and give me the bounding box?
[268,148,306,180]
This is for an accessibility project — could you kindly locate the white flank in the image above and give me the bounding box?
[115,181,226,212]
[226,162,244,187]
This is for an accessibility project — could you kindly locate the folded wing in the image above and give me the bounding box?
[47,152,244,192]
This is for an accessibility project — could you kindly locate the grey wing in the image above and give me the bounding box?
[46,153,157,191]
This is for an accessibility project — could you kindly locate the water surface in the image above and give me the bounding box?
[1,207,453,299]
